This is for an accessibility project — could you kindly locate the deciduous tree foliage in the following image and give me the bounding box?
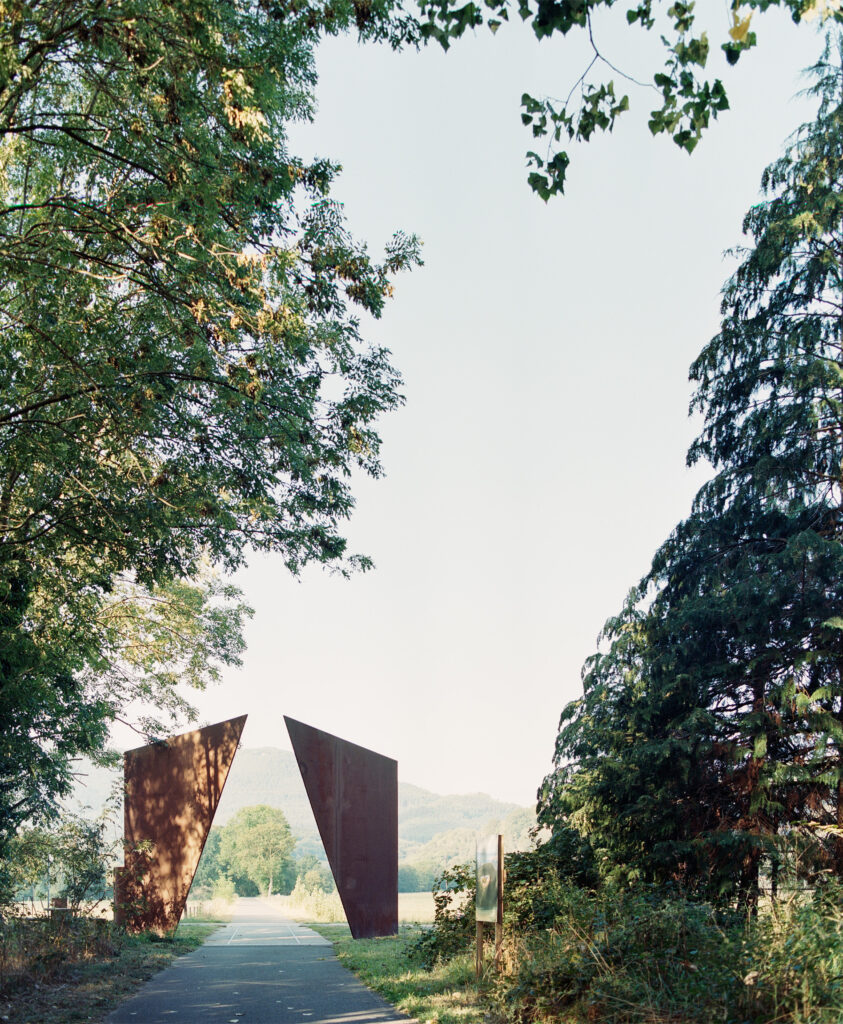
[0,0,419,583]
[540,37,843,896]
[0,0,419,846]
[418,0,839,197]
[1,811,112,909]
[0,568,251,852]
[218,805,295,897]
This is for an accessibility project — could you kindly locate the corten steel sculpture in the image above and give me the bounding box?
[285,716,398,938]
[114,715,247,934]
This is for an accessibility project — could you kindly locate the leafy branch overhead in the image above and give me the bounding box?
[0,0,421,849]
[417,0,839,198]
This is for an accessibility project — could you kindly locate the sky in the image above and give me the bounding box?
[118,9,828,808]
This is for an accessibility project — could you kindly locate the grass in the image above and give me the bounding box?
[275,889,347,922]
[309,922,486,1024]
[286,889,476,1024]
[0,917,220,1024]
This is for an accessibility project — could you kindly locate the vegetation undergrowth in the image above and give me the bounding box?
[310,922,485,1024]
[494,886,843,1024]
[410,853,843,1024]
[0,917,217,1024]
[278,886,347,923]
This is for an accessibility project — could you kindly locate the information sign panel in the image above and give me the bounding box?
[476,834,500,924]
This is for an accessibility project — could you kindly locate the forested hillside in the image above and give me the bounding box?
[69,746,536,877]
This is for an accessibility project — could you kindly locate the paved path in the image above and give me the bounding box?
[105,898,409,1024]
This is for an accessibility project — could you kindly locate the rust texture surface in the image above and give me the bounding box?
[115,715,246,934]
[285,716,398,938]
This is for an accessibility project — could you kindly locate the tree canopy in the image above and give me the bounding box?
[0,0,419,846]
[0,0,420,587]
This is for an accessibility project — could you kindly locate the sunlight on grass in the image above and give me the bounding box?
[181,897,235,923]
[310,924,485,1024]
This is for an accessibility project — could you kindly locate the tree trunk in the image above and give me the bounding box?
[836,774,843,879]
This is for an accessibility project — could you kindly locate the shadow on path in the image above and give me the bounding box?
[106,898,409,1024]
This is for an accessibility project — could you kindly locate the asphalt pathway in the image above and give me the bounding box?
[105,897,409,1024]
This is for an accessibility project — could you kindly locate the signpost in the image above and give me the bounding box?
[475,833,504,977]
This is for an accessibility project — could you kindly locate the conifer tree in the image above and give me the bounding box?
[541,36,843,893]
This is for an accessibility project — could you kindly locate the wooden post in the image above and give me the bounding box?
[475,920,484,979]
[494,834,504,967]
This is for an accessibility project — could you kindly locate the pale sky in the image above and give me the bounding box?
[116,10,826,807]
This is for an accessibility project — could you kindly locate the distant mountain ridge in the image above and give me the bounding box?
[70,746,534,861]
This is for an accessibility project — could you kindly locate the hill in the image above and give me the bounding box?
[397,781,524,843]
[68,746,535,864]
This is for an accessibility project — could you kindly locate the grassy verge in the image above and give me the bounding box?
[310,922,486,1024]
[0,919,219,1024]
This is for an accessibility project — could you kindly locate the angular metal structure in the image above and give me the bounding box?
[115,714,246,934]
[285,716,398,938]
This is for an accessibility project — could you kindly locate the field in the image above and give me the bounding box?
[272,890,436,924]
[398,891,436,923]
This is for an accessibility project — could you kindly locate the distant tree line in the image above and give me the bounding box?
[398,807,539,892]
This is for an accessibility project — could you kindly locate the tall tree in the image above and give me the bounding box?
[0,0,419,845]
[541,35,843,893]
[219,805,295,897]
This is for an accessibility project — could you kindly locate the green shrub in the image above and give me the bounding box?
[408,862,476,969]
[406,837,843,1023]
[211,876,236,903]
[503,845,591,934]
[287,880,345,922]
[490,886,744,1023]
[588,890,742,1022]
[297,864,334,894]
[487,879,843,1024]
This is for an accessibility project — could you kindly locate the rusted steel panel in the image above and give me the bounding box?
[285,716,398,939]
[115,715,246,934]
